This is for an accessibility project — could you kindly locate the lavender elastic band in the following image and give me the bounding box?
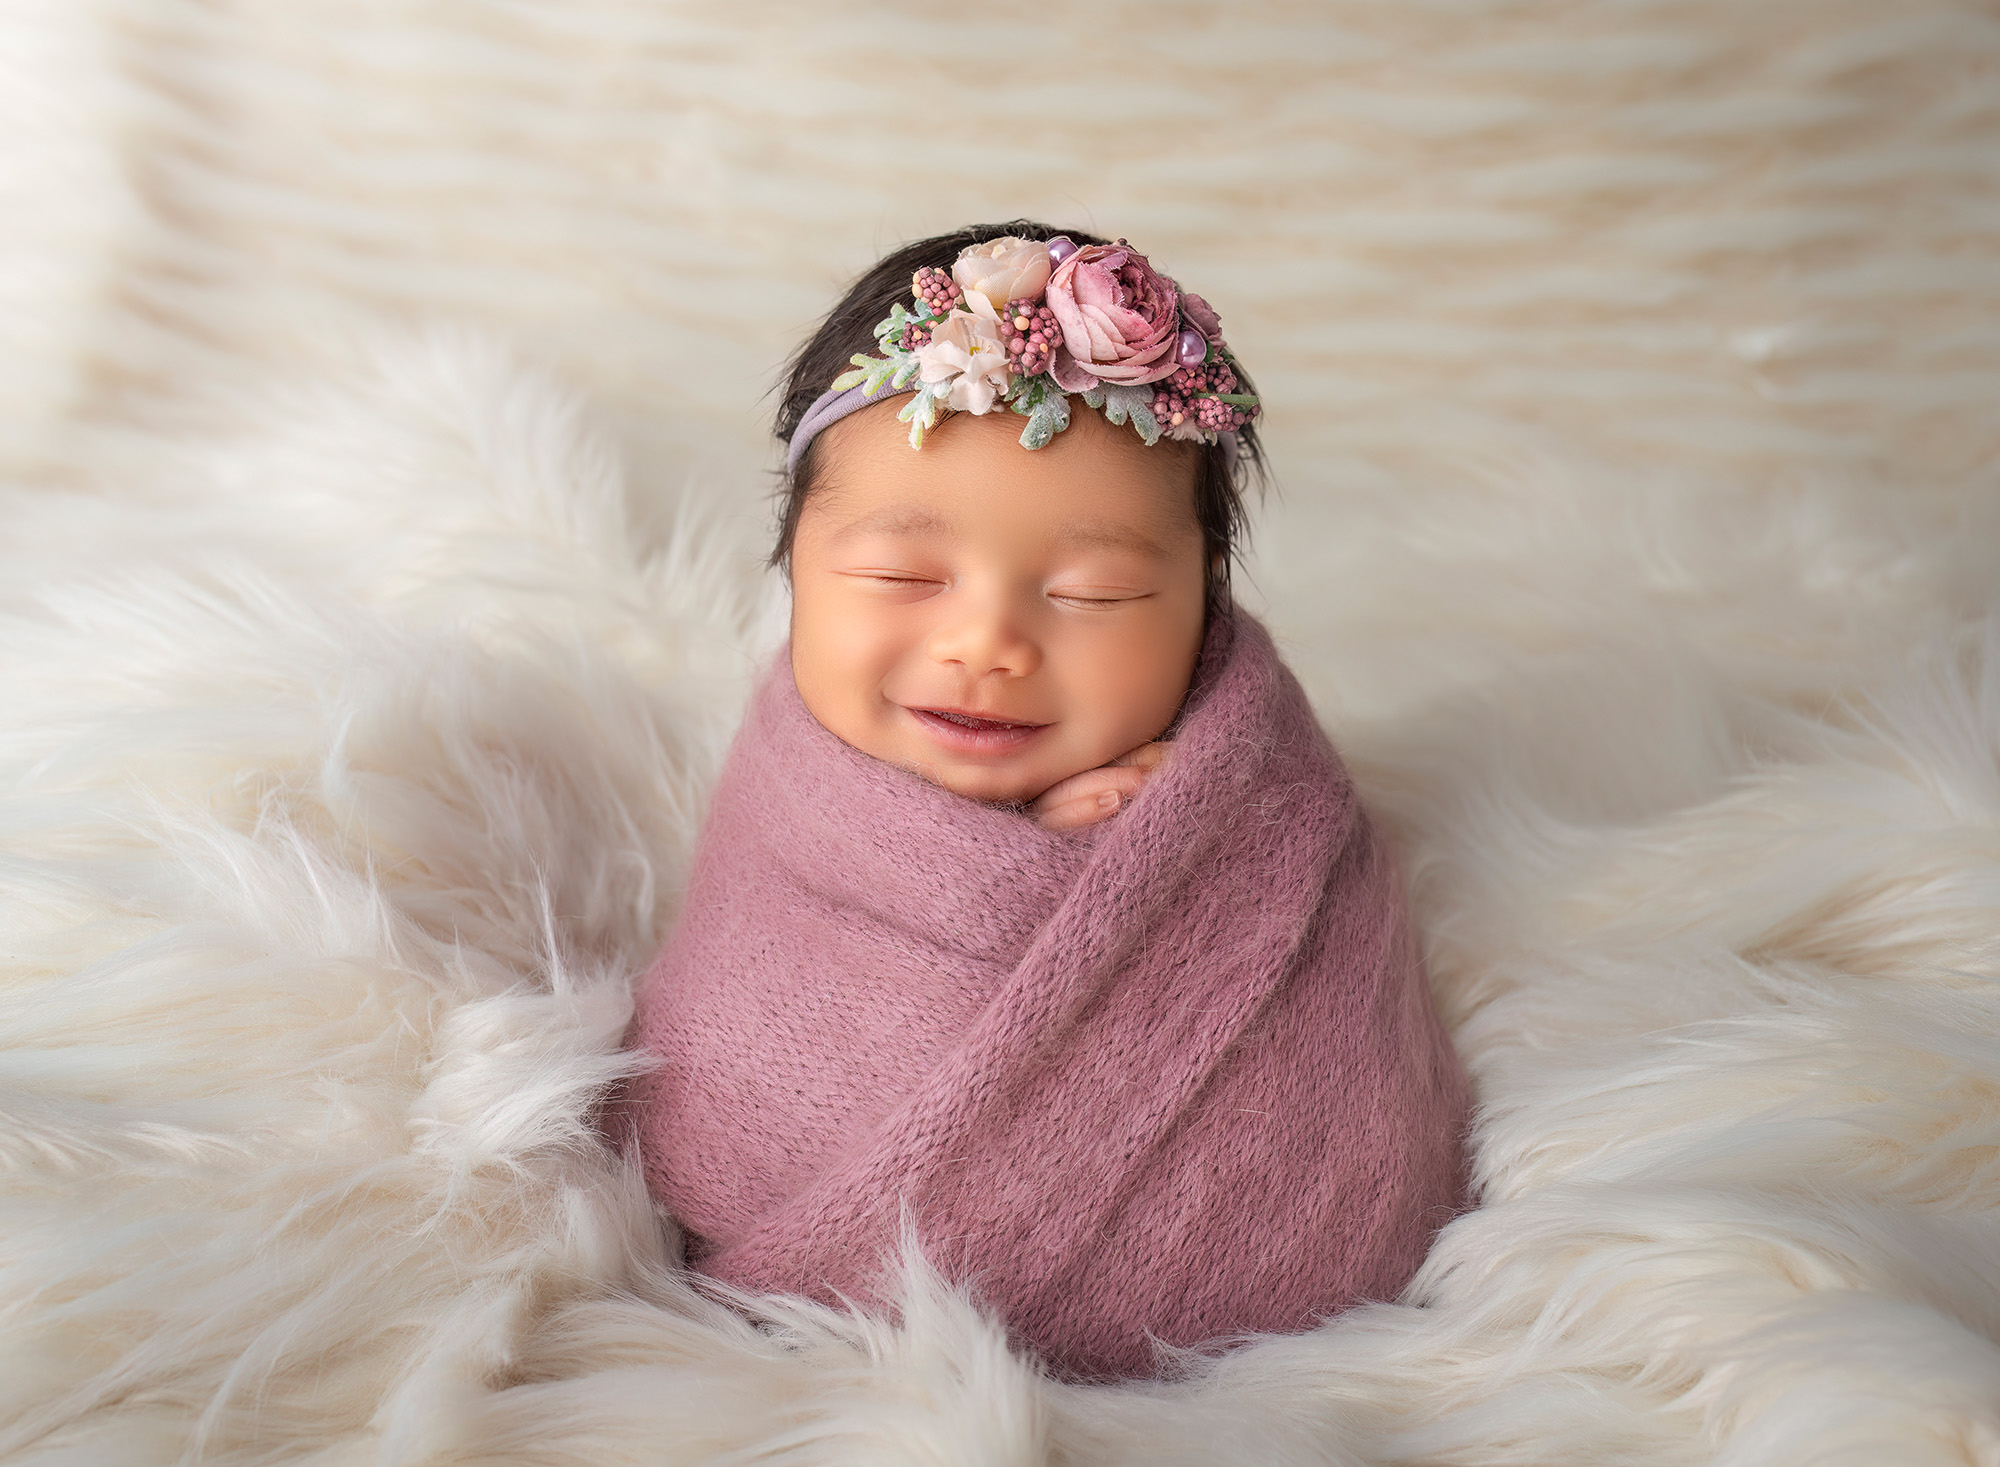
[784,380,1240,478]
[786,380,908,477]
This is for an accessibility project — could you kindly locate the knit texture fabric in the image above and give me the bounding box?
[626,604,1472,1381]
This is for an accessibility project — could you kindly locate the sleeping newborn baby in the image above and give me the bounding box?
[624,223,1472,1382]
[789,361,1197,833]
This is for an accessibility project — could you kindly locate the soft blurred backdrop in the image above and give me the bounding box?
[7,5,2000,1464]
[9,1,1996,569]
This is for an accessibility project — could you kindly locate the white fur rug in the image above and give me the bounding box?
[6,3,2000,1463]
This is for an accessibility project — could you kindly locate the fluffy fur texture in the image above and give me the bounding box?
[4,1,2000,1463]
[627,611,1470,1381]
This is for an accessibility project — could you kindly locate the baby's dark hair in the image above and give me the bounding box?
[770,219,1265,589]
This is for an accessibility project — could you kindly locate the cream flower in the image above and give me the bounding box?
[951,236,1053,312]
[915,293,1014,414]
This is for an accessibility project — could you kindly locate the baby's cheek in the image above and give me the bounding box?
[791,624,895,764]
[1069,671,1188,768]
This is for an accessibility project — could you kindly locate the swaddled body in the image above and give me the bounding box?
[625,221,1472,1380]
[629,605,1470,1379]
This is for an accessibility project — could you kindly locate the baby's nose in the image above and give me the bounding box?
[925,604,1041,679]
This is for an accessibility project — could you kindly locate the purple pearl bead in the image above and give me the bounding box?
[1046,235,1078,267]
[1176,327,1208,368]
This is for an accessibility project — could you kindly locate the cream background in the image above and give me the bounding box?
[12,4,1998,513]
[4,2,2000,1463]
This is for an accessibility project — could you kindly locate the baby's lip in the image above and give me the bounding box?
[902,704,1052,755]
[908,704,1050,730]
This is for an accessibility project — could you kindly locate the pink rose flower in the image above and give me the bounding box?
[1043,243,1182,390]
[951,236,1053,312]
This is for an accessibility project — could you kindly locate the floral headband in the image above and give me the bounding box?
[785,233,1260,477]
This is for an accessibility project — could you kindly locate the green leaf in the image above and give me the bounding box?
[1003,377,1074,449]
[1007,375,1049,416]
[1017,388,1070,449]
[835,349,913,397]
[833,352,889,394]
[897,381,947,448]
[874,302,912,349]
[1206,392,1259,407]
[1095,383,1161,446]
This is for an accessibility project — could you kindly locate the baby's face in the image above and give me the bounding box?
[789,403,1209,805]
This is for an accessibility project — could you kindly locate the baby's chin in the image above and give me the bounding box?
[883,736,1103,808]
[879,749,1051,807]
[819,702,1113,808]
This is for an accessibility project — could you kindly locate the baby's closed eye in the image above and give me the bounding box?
[1048,588,1155,607]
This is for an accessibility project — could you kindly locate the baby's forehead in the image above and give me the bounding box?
[826,500,1179,559]
[808,398,1201,547]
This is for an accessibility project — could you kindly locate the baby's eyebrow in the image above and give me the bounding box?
[832,506,952,540]
[1057,521,1169,558]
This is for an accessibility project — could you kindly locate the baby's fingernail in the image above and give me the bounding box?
[1099,790,1120,810]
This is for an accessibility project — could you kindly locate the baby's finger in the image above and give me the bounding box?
[1110,740,1170,772]
[1028,763,1149,818]
[1027,769,1104,816]
[1032,766,1151,827]
[1035,785,1130,831]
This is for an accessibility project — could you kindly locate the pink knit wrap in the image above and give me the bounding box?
[626,605,1471,1380]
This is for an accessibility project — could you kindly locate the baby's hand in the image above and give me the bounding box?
[1029,742,1170,832]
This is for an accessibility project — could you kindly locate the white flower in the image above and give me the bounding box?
[951,235,1053,312]
[915,294,1014,415]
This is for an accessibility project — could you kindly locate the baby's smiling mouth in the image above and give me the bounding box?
[904,704,1051,754]
[918,707,1045,731]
